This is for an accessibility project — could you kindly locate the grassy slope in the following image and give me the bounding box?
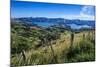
[11,30,95,66]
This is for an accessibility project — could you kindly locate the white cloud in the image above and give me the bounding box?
[79,12,95,20]
[61,14,95,20]
[79,6,95,20]
[81,6,95,15]
[60,6,95,20]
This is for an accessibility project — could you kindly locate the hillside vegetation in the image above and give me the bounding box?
[11,21,95,66]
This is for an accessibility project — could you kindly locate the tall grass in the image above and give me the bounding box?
[11,31,95,66]
[65,32,95,62]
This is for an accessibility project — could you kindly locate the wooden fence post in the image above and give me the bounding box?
[22,50,26,61]
[70,33,74,49]
[49,39,58,63]
[83,33,85,41]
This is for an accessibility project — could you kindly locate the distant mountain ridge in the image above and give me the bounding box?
[12,17,95,29]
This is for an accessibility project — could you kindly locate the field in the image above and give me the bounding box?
[11,22,95,66]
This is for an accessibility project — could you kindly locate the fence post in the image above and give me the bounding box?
[88,31,91,40]
[22,50,26,61]
[49,39,58,63]
[83,33,85,41]
[70,32,74,49]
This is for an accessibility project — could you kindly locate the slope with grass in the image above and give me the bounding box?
[11,28,95,66]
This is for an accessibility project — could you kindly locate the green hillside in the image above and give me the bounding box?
[11,22,95,66]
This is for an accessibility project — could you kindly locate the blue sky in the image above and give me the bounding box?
[11,0,95,20]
